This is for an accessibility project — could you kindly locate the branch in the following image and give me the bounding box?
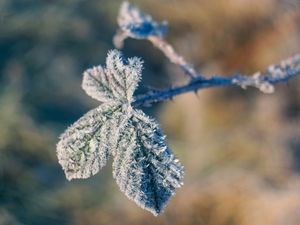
[114,1,300,107]
[148,36,200,78]
[132,54,300,107]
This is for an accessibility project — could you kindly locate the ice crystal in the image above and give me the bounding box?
[57,49,184,215]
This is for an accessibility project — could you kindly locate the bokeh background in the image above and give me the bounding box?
[1,0,300,224]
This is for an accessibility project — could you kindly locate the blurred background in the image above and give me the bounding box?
[0,0,300,224]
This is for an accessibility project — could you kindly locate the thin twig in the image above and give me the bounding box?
[132,56,300,107]
[148,36,199,79]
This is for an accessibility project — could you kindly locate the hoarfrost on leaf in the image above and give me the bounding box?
[57,49,184,215]
[82,66,116,103]
[105,50,143,103]
[57,102,122,180]
[82,50,143,103]
[112,109,184,216]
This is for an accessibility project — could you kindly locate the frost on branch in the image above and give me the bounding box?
[232,72,275,94]
[232,54,300,93]
[266,54,300,81]
[57,49,184,215]
[114,1,168,48]
[113,109,184,216]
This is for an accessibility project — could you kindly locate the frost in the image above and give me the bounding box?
[232,54,300,93]
[233,72,275,94]
[266,54,300,80]
[57,49,184,215]
[114,1,168,48]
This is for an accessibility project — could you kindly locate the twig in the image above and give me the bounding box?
[148,36,199,78]
[133,55,300,107]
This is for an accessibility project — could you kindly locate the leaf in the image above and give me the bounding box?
[82,50,143,103]
[105,50,143,102]
[82,65,117,103]
[57,49,184,215]
[57,102,122,180]
[112,109,184,216]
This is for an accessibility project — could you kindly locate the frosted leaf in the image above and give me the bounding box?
[106,50,143,102]
[57,49,184,215]
[57,102,122,180]
[114,1,168,48]
[82,50,143,103]
[112,109,184,216]
[82,65,117,102]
